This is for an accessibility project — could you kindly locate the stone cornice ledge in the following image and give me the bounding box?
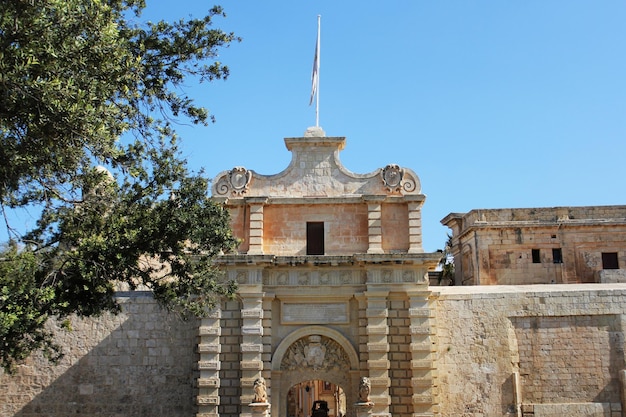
[214,195,426,205]
[353,252,441,265]
[284,136,346,150]
[215,253,441,266]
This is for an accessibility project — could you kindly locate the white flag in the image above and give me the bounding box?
[309,22,320,106]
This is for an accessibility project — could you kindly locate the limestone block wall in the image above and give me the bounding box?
[0,292,199,417]
[381,203,409,252]
[228,205,249,253]
[226,200,416,257]
[433,284,626,417]
[219,299,244,416]
[387,296,413,417]
[6,283,626,417]
[263,203,369,255]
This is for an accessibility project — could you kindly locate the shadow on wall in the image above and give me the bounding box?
[593,328,626,404]
[0,292,199,417]
[511,315,625,408]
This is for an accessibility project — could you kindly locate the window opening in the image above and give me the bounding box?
[307,222,324,255]
[602,252,619,269]
[531,249,541,264]
[552,248,563,264]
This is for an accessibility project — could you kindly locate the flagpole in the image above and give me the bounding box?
[315,14,320,127]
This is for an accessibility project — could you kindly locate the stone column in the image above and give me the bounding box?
[197,308,222,417]
[406,197,424,254]
[365,197,385,254]
[247,198,267,255]
[406,290,438,417]
[240,288,266,416]
[364,290,391,417]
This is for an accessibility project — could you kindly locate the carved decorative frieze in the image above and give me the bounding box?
[236,270,248,284]
[266,269,364,286]
[214,166,252,196]
[365,269,426,284]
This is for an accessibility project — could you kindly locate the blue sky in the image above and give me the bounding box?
[5,2,626,252]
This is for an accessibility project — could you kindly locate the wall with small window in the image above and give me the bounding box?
[602,252,619,269]
[263,203,369,255]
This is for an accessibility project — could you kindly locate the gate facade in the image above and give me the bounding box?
[198,128,440,417]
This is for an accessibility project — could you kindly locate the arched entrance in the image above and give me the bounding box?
[271,326,360,417]
[286,380,346,417]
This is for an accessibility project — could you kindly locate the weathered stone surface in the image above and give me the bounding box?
[442,206,626,285]
[433,284,626,416]
[0,292,198,417]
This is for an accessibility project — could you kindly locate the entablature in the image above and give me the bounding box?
[215,253,440,267]
[213,195,426,206]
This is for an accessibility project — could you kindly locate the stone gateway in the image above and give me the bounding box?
[2,129,626,417]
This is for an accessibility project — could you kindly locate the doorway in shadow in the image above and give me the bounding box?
[286,380,346,417]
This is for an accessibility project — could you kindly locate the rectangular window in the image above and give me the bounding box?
[306,222,324,255]
[552,248,563,264]
[602,252,619,270]
[531,249,541,264]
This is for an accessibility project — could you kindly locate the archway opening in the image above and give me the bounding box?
[286,380,346,417]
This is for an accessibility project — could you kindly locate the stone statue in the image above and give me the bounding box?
[253,377,267,403]
[358,376,371,403]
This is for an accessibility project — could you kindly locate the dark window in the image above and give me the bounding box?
[602,252,619,269]
[552,248,563,264]
[532,249,541,263]
[307,222,324,255]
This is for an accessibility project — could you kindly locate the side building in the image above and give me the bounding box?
[441,206,626,285]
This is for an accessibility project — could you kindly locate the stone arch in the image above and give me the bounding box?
[272,326,359,371]
[270,326,360,417]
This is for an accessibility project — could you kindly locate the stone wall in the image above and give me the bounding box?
[4,285,626,417]
[387,296,413,417]
[220,299,244,416]
[381,203,409,252]
[256,201,414,256]
[0,292,199,417]
[263,203,369,255]
[433,283,626,417]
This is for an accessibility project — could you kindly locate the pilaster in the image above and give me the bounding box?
[197,308,222,417]
[407,199,424,254]
[407,290,438,417]
[239,289,266,415]
[247,198,267,255]
[364,290,391,417]
[365,197,385,254]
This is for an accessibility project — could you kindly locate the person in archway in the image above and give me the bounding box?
[312,400,329,417]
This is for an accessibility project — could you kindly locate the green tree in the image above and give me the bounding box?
[0,0,240,373]
[438,234,455,285]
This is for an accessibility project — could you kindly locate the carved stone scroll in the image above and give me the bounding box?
[214,166,252,196]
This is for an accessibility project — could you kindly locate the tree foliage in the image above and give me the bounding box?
[438,234,455,286]
[0,0,240,372]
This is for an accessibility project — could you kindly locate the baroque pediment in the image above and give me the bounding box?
[212,131,422,199]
